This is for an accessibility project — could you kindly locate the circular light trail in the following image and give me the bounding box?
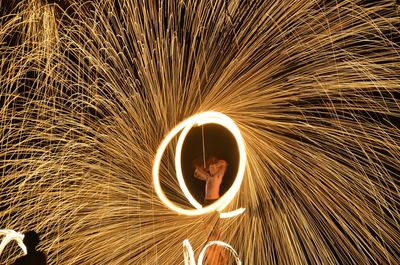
[152,111,246,216]
[197,240,242,265]
[183,239,242,265]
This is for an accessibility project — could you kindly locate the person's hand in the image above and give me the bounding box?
[194,166,210,181]
[209,160,228,179]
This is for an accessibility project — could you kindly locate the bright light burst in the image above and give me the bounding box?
[1,0,399,264]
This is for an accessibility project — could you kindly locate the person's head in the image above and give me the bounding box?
[192,156,205,171]
[206,156,219,166]
[206,156,220,175]
[23,231,40,251]
[192,156,219,170]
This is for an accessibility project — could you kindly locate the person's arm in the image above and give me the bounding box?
[215,160,228,180]
[194,166,210,181]
[205,160,228,200]
[204,160,228,264]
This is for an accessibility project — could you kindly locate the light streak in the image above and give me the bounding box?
[0,229,27,257]
[183,239,196,265]
[153,111,246,217]
[183,239,242,265]
[219,208,246,219]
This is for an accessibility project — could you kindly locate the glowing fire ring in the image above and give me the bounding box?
[152,111,246,216]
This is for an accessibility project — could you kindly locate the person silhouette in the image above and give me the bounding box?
[193,156,228,205]
[193,156,229,265]
[14,231,46,265]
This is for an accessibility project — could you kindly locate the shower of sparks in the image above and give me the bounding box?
[1,0,400,264]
